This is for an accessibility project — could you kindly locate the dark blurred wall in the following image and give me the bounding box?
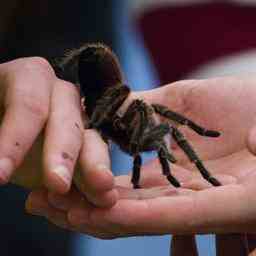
[0,1,114,256]
[1,1,114,62]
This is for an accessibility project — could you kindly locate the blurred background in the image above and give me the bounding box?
[1,0,256,255]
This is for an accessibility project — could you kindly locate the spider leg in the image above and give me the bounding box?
[140,123,179,186]
[142,123,170,142]
[159,142,177,163]
[158,147,180,187]
[118,100,138,124]
[131,154,142,189]
[122,99,149,153]
[89,85,130,128]
[141,123,177,163]
[171,126,221,186]
[122,100,150,188]
[152,104,220,137]
[122,99,150,131]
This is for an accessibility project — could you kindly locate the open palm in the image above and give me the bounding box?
[26,76,256,256]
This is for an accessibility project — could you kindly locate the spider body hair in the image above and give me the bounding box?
[58,42,221,189]
[57,43,125,116]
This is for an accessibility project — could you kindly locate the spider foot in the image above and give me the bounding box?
[133,184,141,189]
[131,155,142,189]
[203,129,221,137]
[208,176,222,186]
[166,174,181,188]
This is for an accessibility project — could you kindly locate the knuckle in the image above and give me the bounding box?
[21,95,49,120]
[1,57,56,121]
[22,57,55,76]
[0,57,55,81]
[6,57,56,83]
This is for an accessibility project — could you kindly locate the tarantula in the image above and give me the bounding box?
[57,43,221,189]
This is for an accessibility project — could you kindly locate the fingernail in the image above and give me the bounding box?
[52,165,71,187]
[0,158,14,185]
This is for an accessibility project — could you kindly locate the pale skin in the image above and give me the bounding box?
[0,57,117,206]
[2,60,256,255]
[24,76,256,255]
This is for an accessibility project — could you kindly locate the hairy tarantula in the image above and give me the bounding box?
[57,43,221,189]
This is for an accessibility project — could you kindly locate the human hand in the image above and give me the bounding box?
[25,76,256,238]
[0,58,117,207]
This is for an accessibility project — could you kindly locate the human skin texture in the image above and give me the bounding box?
[25,76,256,255]
[0,57,117,208]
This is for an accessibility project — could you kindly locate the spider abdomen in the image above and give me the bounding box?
[78,43,124,116]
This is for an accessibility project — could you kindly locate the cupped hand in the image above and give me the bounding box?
[26,76,256,238]
[0,57,117,207]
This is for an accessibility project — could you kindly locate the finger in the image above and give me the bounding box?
[0,58,54,184]
[47,186,192,237]
[66,193,119,239]
[27,187,87,216]
[171,235,198,256]
[67,187,193,233]
[71,183,256,235]
[181,174,237,191]
[43,79,83,194]
[25,189,54,217]
[25,189,72,230]
[47,186,82,211]
[26,189,118,238]
[48,187,120,238]
[30,186,180,237]
[115,175,131,187]
[78,129,117,207]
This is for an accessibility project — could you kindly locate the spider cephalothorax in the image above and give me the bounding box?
[58,42,221,189]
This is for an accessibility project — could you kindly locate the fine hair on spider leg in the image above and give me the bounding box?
[171,126,221,186]
[158,147,180,187]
